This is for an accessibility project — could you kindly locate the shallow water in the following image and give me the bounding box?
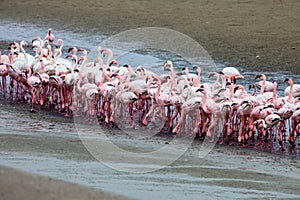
[1,20,300,199]
[1,102,300,200]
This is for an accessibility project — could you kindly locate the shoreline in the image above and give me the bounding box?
[0,165,132,200]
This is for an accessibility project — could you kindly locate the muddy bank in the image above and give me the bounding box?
[0,0,299,73]
[0,165,132,200]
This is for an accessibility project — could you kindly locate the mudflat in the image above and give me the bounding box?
[0,0,299,73]
[0,165,132,200]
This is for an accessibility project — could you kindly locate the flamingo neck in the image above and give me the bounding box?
[201,91,207,109]
[155,82,161,103]
[169,70,175,96]
[193,70,201,87]
[40,61,45,74]
[20,42,28,64]
[140,70,145,80]
[53,49,62,60]
[26,68,32,78]
[288,81,293,102]
[272,82,277,100]
[76,72,83,94]
[184,69,189,79]
[105,51,113,66]
[95,48,103,67]
[58,40,64,51]
[8,53,13,63]
[221,75,226,88]
[238,86,245,99]
[260,79,266,94]
[229,83,234,102]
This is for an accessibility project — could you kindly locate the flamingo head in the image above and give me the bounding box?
[164,60,173,71]
[136,65,145,72]
[234,85,243,94]
[228,76,236,84]
[78,48,87,54]
[208,72,218,78]
[284,78,293,85]
[196,85,206,93]
[101,48,112,58]
[66,54,73,59]
[109,60,119,67]
[68,47,77,54]
[193,65,201,72]
[24,68,31,78]
[218,71,226,79]
[21,41,30,48]
[234,74,244,79]
[255,74,266,80]
[32,37,38,43]
[254,119,267,129]
[164,60,172,66]
[226,82,232,87]
[55,39,62,48]
[77,56,86,64]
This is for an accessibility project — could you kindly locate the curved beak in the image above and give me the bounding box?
[255,74,261,80]
[234,86,240,94]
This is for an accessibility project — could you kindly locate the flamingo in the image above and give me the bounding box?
[4,31,300,152]
[222,67,244,81]
[45,28,55,43]
[32,37,44,50]
[12,41,30,71]
[26,68,41,112]
[289,108,300,147]
[0,62,9,99]
[76,69,98,117]
[197,86,222,141]
[111,87,138,127]
[0,51,10,64]
[254,74,274,93]
[181,67,197,82]
[284,78,300,99]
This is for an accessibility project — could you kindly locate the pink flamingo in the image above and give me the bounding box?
[222,67,244,81]
[284,78,300,100]
[26,68,41,112]
[289,108,300,147]
[45,28,55,43]
[0,62,9,99]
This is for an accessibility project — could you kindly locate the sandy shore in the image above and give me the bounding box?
[0,0,299,73]
[0,165,132,200]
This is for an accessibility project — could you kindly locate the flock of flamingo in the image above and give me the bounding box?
[0,29,300,151]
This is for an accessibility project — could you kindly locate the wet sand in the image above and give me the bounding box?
[0,0,299,73]
[0,165,132,200]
